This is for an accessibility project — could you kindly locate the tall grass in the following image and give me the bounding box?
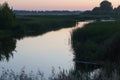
[0,68,120,80]
[71,21,120,62]
[12,15,76,39]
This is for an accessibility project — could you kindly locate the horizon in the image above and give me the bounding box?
[0,0,120,11]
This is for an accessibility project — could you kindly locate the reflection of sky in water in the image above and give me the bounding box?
[0,21,88,77]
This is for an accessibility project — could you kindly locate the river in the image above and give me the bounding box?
[0,21,89,77]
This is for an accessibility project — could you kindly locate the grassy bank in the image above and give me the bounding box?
[71,21,120,63]
[0,15,77,39]
[12,15,77,38]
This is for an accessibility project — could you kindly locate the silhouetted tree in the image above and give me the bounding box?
[91,0,114,16]
[100,0,113,11]
[114,6,120,12]
[92,7,100,12]
[0,2,16,29]
[113,5,120,18]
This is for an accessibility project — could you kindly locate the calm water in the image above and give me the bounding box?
[0,21,88,77]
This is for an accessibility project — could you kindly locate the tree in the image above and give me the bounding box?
[92,7,100,12]
[91,0,113,15]
[0,2,16,29]
[100,0,113,11]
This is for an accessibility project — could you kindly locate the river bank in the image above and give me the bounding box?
[0,15,77,39]
[71,20,120,63]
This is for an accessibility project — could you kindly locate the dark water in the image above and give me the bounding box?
[0,21,89,77]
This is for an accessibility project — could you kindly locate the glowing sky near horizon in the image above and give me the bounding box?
[0,0,120,10]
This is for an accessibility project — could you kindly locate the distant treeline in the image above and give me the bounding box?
[14,10,82,16]
[82,1,120,19]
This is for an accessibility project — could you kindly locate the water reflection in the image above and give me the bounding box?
[0,21,81,77]
[0,37,16,61]
[0,21,106,78]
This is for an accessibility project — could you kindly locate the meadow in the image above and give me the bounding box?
[12,15,77,38]
[0,15,78,39]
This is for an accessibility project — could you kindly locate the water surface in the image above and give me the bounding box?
[0,21,88,77]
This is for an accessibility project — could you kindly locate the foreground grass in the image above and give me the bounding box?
[0,68,120,80]
[71,21,120,63]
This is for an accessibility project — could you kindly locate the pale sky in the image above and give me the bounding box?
[0,0,120,11]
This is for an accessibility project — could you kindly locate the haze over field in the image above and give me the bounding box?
[1,0,120,10]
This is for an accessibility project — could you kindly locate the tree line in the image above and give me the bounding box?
[83,0,120,19]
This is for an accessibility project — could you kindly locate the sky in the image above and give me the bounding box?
[0,0,120,11]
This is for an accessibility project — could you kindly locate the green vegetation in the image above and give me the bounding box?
[0,2,78,39]
[0,37,16,61]
[0,3,78,38]
[0,2,78,61]
[0,15,77,60]
[71,21,120,63]
[0,15,77,39]
[13,15,76,38]
[0,68,120,80]
[0,2,16,29]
